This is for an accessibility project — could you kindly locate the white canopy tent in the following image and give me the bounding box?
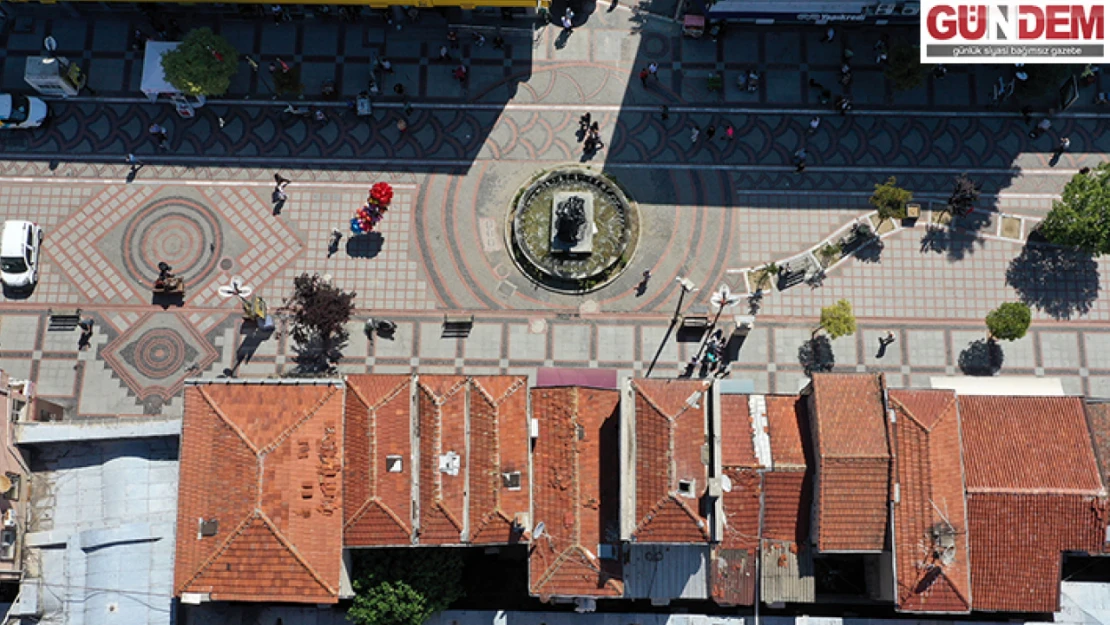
[140,41,181,101]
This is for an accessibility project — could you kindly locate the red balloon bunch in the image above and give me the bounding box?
[369,182,394,207]
[350,182,394,235]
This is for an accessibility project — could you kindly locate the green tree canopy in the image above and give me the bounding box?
[870,176,913,222]
[161,28,239,96]
[348,549,465,625]
[885,43,925,91]
[985,302,1032,341]
[818,299,857,339]
[1039,162,1110,254]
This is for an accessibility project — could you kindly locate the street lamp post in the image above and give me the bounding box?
[672,276,699,324]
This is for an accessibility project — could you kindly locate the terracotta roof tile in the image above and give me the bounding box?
[762,470,811,544]
[816,457,889,551]
[967,493,1108,612]
[343,375,413,547]
[713,468,760,606]
[766,395,808,468]
[810,373,888,458]
[1086,403,1110,534]
[809,373,889,552]
[960,396,1104,495]
[529,387,623,599]
[630,379,711,543]
[415,375,468,544]
[175,383,344,604]
[719,395,757,468]
[468,376,530,545]
[887,389,971,614]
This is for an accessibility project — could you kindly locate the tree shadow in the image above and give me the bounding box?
[287,334,348,376]
[798,335,835,376]
[1005,243,1100,320]
[853,237,884,263]
[346,232,384,258]
[917,205,994,261]
[958,338,1004,376]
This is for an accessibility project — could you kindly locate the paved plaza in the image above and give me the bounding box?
[1,5,1110,418]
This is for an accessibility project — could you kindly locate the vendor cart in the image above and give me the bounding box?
[683,14,705,38]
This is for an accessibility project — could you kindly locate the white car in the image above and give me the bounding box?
[0,94,48,129]
[1,220,44,289]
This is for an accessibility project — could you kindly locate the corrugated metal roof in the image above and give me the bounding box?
[623,544,710,600]
[761,541,816,604]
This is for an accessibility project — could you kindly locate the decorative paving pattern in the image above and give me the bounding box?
[99,312,220,407]
[119,195,223,288]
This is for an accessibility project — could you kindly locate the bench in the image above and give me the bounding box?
[47,308,82,331]
[681,305,711,330]
[442,314,474,338]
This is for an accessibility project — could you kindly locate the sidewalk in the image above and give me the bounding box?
[1,5,1104,113]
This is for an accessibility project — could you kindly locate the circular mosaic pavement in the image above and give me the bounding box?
[120,197,223,287]
[126,328,191,379]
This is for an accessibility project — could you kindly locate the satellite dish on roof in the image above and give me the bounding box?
[533,521,546,540]
[720,474,732,493]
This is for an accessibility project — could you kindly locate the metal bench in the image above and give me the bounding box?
[47,308,82,331]
[442,314,474,338]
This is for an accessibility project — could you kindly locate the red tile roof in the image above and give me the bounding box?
[629,379,711,543]
[966,493,1108,612]
[468,376,530,544]
[1086,403,1110,535]
[720,395,757,468]
[766,395,808,468]
[887,389,971,614]
[960,395,1108,612]
[713,467,759,606]
[529,387,624,599]
[809,373,890,552]
[175,383,344,604]
[960,396,1104,495]
[417,375,469,544]
[343,375,413,546]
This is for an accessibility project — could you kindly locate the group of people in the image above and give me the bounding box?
[579,113,604,153]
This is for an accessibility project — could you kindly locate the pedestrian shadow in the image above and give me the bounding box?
[958,338,1003,376]
[125,164,143,184]
[554,29,572,50]
[1005,241,1099,320]
[346,232,385,258]
[272,199,286,215]
[799,335,835,376]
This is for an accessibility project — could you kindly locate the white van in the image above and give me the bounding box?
[0,94,48,129]
[1,220,44,289]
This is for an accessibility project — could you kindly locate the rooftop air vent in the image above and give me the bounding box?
[678,479,696,498]
[199,518,218,538]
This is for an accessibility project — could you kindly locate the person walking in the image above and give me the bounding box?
[1055,136,1071,157]
[394,83,405,96]
[690,125,700,144]
[808,116,821,134]
[580,112,592,132]
[78,318,94,351]
[705,125,716,140]
[473,32,486,47]
[438,45,451,61]
[648,61,659,81]
[377,58,394,73]
[794,148,808,173]
[661,105,670,121]
[639,67,649,87]
[561,13,573,31]
[273,173,291,201]
[148,123,168,149]
[821,26,835,43]
[1029,117,1051,138]
[447,30,459,49]
[725,125,734,140]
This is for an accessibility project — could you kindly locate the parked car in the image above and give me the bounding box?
[0,94,48,129]
[1,220,44,289]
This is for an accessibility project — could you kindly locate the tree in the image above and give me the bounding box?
[946,174,980,217]
[285,273,355,370]
[870,176,913,223]
[885,43,925,91]
[348,549,465,625]
[161,28,239,96]
[817,299,856,339]
[985,302,1032,341]
[1039,162,1110,254]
